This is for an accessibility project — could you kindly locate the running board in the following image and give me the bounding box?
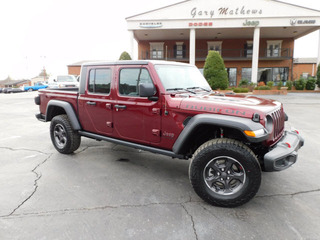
[78,131,187,159]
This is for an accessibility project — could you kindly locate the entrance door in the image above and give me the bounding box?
[113,66,161,144]
[78,67,114,135]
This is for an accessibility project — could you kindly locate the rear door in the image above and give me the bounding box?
[78,66,114,135]
[113,65,161,144]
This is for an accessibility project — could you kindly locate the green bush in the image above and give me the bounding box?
[294,78,306,90]
[203,51,229,90]
[306,77,316,90]
[256,86,271,90]
[277,80,285,90]
[119,51,132,60]
[285,80,293,90]
[233,88,249,93]
[317,65,320,87]
[239,79,249,87]
[267,81,274,88]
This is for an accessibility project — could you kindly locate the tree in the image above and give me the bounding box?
[119,51,132,60]
[203,51,229,90]
[316,64,320,88]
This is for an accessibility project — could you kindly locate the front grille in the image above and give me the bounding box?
[270,108,285,141]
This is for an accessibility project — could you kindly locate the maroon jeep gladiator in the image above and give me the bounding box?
[35,60,304,207]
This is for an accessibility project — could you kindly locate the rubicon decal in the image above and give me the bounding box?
[184,104,246,116]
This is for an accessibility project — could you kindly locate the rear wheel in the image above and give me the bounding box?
[50,115,81,154]
[189,138,261,207]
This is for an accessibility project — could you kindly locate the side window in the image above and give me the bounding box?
[119,68,153,96]
[88,68,111,94]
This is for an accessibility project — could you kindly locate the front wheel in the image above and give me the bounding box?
[50,115,81,154]
[189,138,261,207]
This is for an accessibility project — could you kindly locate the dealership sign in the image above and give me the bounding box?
[290,19,316,25]
[139,22,163,28]
[191,6,263,18]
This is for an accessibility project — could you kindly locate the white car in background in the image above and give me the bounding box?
[48,75,79,88]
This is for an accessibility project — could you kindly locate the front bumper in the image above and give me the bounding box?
[264,131,304,172]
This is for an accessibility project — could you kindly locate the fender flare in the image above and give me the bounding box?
[172,114,268,155]
[46,100,81,130]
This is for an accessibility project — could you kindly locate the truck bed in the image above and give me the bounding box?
[38,88,79,120]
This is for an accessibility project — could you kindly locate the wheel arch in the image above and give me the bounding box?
[172,114,267,156]
[46,100,81,130]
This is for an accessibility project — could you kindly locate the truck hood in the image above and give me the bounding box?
[179,93,281,119]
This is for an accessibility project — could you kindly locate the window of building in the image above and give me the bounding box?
[258,67,289,85]
[88,68,111,94]
[174,42,185,59]
[150,42,164,59]
[267,40,282,57]
[119,68,153,96]
[226,68,237,86]
[245,41,253,58]
[241,68,252,82]
[207,41,222,55]
[272,67,289,82]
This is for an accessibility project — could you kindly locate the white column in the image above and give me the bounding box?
[317,29,320,67]
[128,30,135,60]
[251,27,260,84]
[189,29,196,65]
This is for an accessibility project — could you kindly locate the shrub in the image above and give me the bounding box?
[317,65,320,87]
[294,78,306,90]
[276,80,285,90]
[233,88,249,93]
[285,80,293,90]
[306,77,316,90]
[267,81,274,88]
[203,51,229,90]
[239,79,249,87]
[119,51,132,60]
[256,86,271,90]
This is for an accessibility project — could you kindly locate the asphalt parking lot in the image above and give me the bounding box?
[0,92,319,240]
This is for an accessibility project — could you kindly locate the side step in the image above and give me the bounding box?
[78,131,187,159]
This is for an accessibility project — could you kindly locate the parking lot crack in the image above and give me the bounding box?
[0,146,50,155]
[181,203,199,240]
[0,153,52,218]
[257,188,320,199]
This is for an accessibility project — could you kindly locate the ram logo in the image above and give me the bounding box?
[290,19,297,26]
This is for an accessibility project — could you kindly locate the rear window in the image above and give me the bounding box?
[88,68,112,94]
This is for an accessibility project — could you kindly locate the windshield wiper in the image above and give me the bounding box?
[166,88,196,94]
[187,87,211,92]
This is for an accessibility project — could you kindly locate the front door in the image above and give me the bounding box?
[78,67,114,135]
[113,66,161,144]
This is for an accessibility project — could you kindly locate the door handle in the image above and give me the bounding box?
[114,105,127,110]
[86,101,96,106]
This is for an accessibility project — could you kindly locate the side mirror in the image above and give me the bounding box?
[139,83,158,101]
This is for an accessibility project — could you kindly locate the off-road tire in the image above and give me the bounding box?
[50,114,81,154]
[189,138,261,207]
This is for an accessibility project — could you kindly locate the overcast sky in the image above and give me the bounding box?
[0,0,319,79]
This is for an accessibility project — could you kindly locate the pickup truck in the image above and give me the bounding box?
[35,60,304,207]
[24,82,48,92]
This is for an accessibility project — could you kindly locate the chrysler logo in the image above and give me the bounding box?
[290,19,297,25]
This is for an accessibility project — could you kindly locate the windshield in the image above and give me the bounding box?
[56,75,76,82]
[154,65,211,92]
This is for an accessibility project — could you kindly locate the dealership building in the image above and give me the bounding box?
[125,0,320,86]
